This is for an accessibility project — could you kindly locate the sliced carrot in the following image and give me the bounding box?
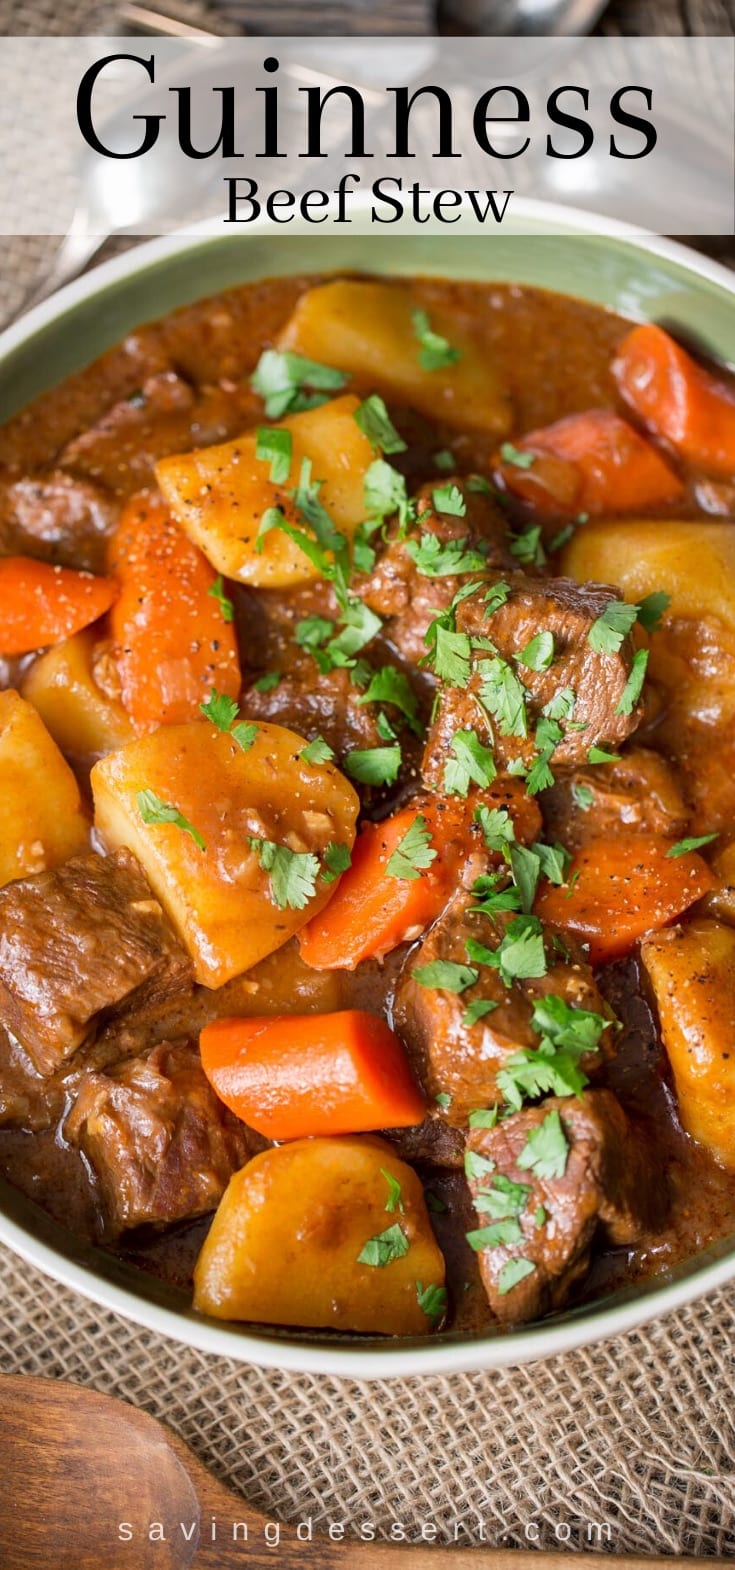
[494,408,683,515]
[110,493,241,734]
[200,1010,426,1140]
[535,831,715,965]
[613,323,735,478]
[300,782,541,972]
[0,557,117,657]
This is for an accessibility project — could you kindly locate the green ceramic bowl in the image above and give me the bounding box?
[1,203,735,1377]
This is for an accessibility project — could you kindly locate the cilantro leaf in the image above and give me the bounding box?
[510,524,546,568]
[404,533,486,578]
[300,735,335,765]
[498,1258,536,1295]
[474,1173,530,1217]
[464,1149,497,1182]
[381,1169,404,1213]
[666,832,719,858]
[357,1223,409,1268]
[412,307,460,372]
[478,657,528,738]
[295,614,334,651]
[516,631,555,672]
[499,442,535,470]
[252,670,281,693]
[137,790,206,852]
[516,1109,569,1179]
[484,579,512,616]
[532,840,571,886]
[443,729,497,796]
[200,689,239,731]
[248,838,320,910]
[508,842,541,913]
[466,1218,523,1251]
[433,449,454,471]
[616,648,649,716]
[543,686,576,723]
[572,781,594,810]
[473,805,515,854]
[432,482,467,518]
[462,997,500,1026]
[357,666,422,733]
[322,841,352,883]
[251,349,348,418]
[491,915,547,985]
[343,745,402,787]
[587,599,638,656]
[364,458,411,526]
[327,600,383,664]
[412,960,479,993]
[208,574,234,623]
[415,1281,447,1325]
[255,425,292,484]
[468,1106,499,1129]
[587,745,621,764]
[637,590,671,632]
[387,814,437,881]
[354,394,407,454]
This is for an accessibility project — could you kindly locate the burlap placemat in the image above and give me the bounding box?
[2,2,735,1556]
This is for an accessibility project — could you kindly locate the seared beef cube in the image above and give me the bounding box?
[394,888,610,1126]
[0,470,117,573]
[465,1089,664,1324]
[244,658,386,763]
[541,747,688,853]
[0,850,192,1077]
[65,1039,254,1234]
[383,1112,466,1169]
[423,575,641,787]
[357,478,513,665]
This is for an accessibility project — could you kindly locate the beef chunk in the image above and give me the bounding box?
[244,658,386,763]
[0,850,192,1077]
[423,575,641,787]
[356,477,513,665]
[541,747,688,853]
[394,888,610,1126]
[383,1113,467,1169]
[466,1089,664,1324]
[64,1039,254,1234]
[0,470,118,573]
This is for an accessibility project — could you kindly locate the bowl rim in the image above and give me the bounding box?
[3,195,735,1378]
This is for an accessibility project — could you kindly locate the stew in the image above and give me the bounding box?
[2,269,735,1338]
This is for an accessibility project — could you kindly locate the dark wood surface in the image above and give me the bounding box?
[210,0,735,33]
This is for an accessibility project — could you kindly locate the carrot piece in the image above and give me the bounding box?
[613,323,735,478]
[200,1010,426,1140]
[0,557,117,657]
[494,408,683,515]
[535,832,715,965]
[109,493,241,734]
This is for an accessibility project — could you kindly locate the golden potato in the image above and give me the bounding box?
[91,719,359,987]
[702,837,735,926]
[277,279,512,436]
[155,393,374,589]
[0,690,89,887]
[21,629,133,759]
[562,519,735,634]
[193,1136,446,1334]
[641,918,735,1167]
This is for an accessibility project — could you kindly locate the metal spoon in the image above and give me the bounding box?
[437,0,609,35]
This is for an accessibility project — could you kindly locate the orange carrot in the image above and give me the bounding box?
[110,493,241,733]
[300,783,541,972]
[0,557,117,657]
[535,832,715,965]
[612,323,735,478]
[200,1010,426,1139]
[494,408,683,515]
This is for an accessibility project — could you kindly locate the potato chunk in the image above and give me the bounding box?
[155,393,374,589]
[0,690,88,887]
[278,279,512,436]
[562,520,735,634]
[193,1136,446,1334]
[21,628,133,759]
[641,918,735,1168]
[91,719,359,987]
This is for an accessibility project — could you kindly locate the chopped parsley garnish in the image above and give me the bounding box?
[666,833,719,858]
[508,842,542,914]
[252,670,281,693]
[637,590,671,632]
[468,1106,499,1129]
[535,1205,547,1228]
[463,998,499,1028]
[412,960,479,993]
[387,815,437,881]
[251,349,348,419]
[498,1258,536,1295]
[474,1172,530,1217]
[478,657,528,738]
[432,482,467,518]
[509,524,546,568]
[516,1109,570,1180]
[497,994,609,1111]
[357,666,422,733]
[364,458,411,528]
[354,394,407,454]
[572,781,595,811]
[533,840,571,886]
[489,915,547,986]
[473,805,515,854]
[200,691,258,753]
[466,1218,523,1251]
[516,631,555,672]
[587,745,621,764]
[548,523,575,553]
[412,307,460,372]
[467,474,493,494]
[258,457,350,602]
[435,1092,452,1110]
[137,790,206,852]
[426,616,473,687]
[433,449,455,471]
[248,838,320,910]
[484,579,512,615]
[499,442,535,470]
[464,1149,496,1182]
[587,599,638,656]
[295,615,334,651]
[616,648,649,716]
[327,600,382,665]
[208,574,234,623]
[425,1189,447,1212]
[404,534,486,578]
[381,1170,404,1213]
[343,745,402,787]
[322,841,352,883]
[255,425,293,484]
[469,872,522,917]
[416,1282,447,1325]
[300,735,335,765]
[543,686,576,722]
[444,729,497,796]
[357,1223,409,1268]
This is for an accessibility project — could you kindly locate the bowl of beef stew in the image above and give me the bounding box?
[3,209,735,1375]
